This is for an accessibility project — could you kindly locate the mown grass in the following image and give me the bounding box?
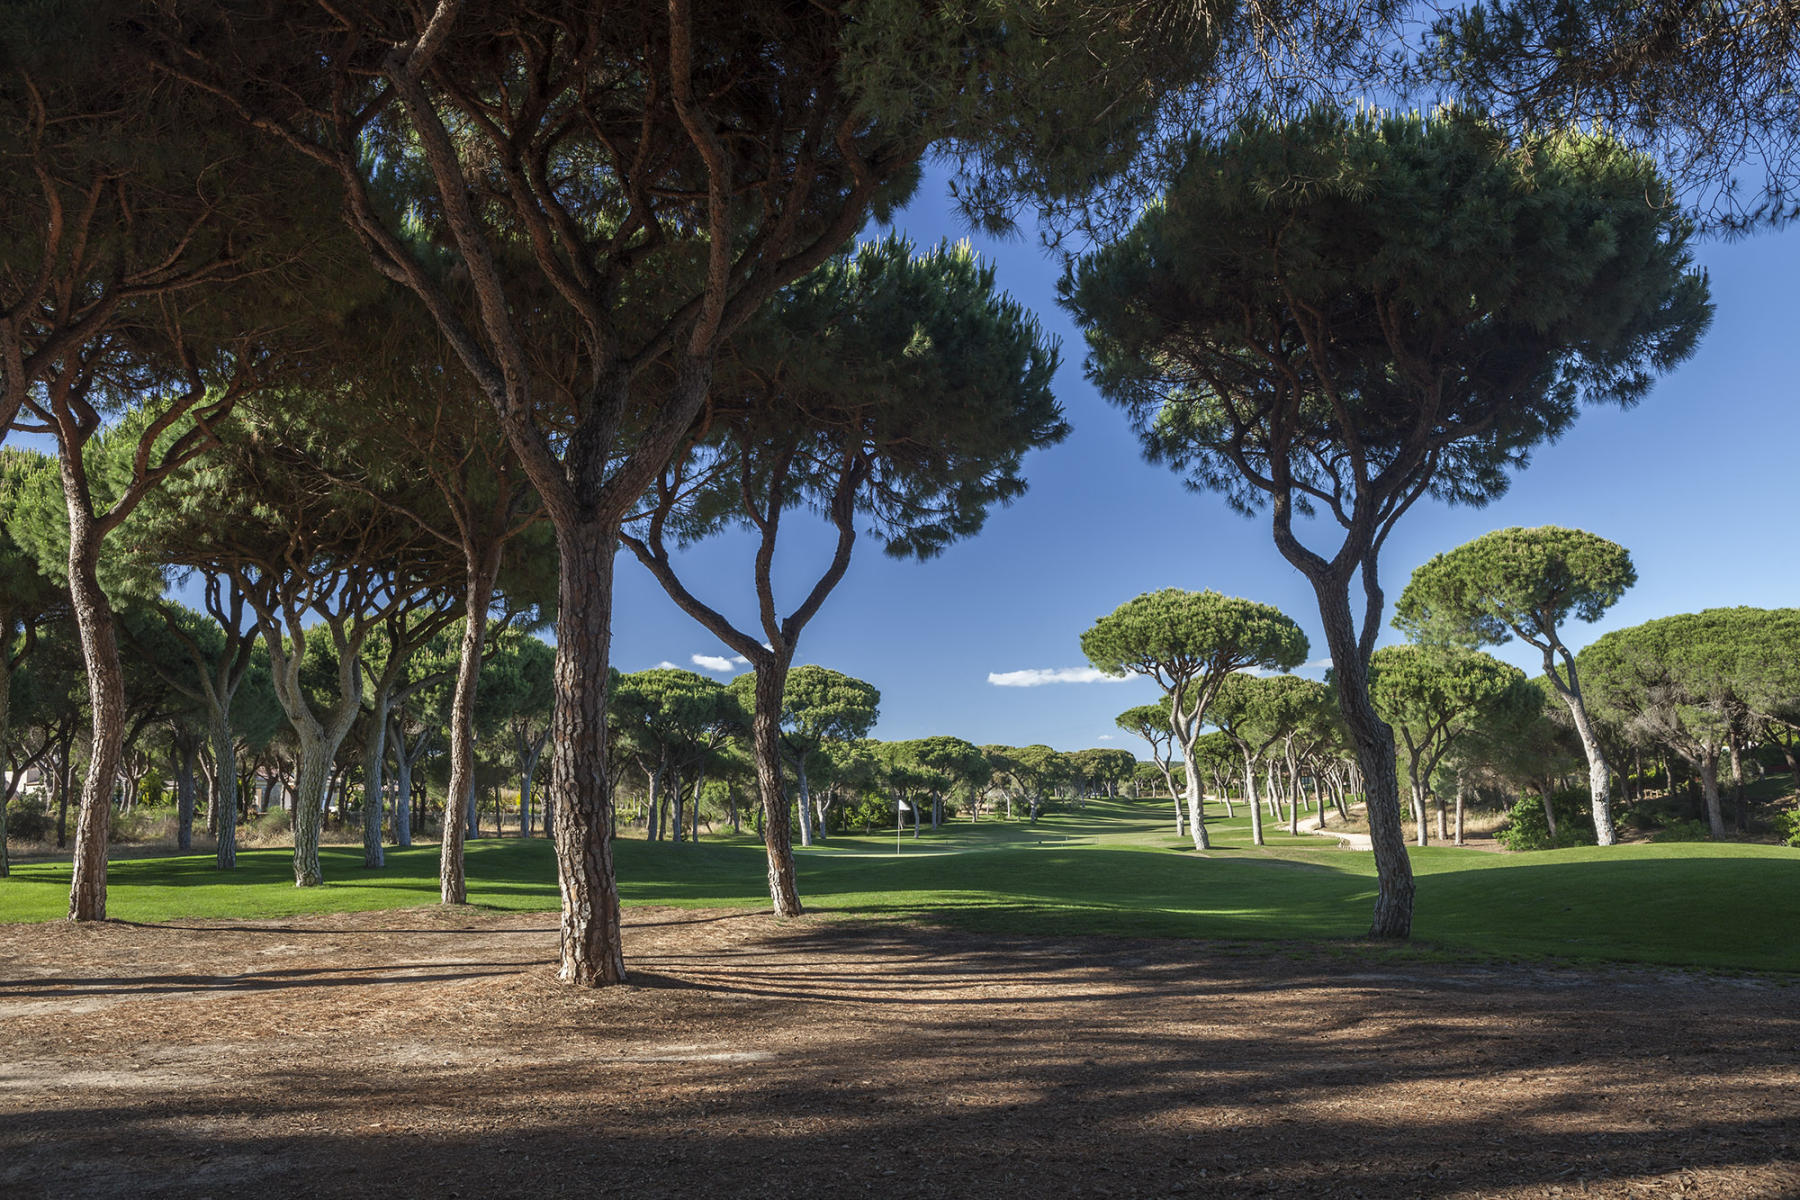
[3,798,1796,972]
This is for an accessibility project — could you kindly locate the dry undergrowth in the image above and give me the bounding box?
[1,907,1795,1199]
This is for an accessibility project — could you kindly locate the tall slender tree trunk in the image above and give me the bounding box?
[393,717,414,848]
[546,521,625,983]
[1312,587,1413,938]
[794,752,815,847]
[655,766,669,841]
[1454,777,1466,846]
[1728,738,1747,834]
[175,741,198,852]
[1435,788,1448,842]
[751,659,802,917]
[1553,674,1618,846]
[443,548,500,906]
[691,767,704,843]
[54,742,71,849]
[1244,756,1264,847]
[362,691,393,869]
[65,508,122,923]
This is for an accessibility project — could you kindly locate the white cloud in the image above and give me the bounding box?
[654,660,680,670]
[1097,733,1116,741]
[732,655,750,665]
[691,653,746,673]
[987,667,1132,687]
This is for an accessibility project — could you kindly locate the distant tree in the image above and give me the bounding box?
[1397,526,1636,844]
[1209,674,1323,846]
[140,415,456,887]
[1580,611,1760,840]
[1078,748,1138,801]
[898,737,991,830]
[1117,703,1186,836]
[481,633,556,838]
[1369,644,1530,845]
[614,668,734,844]
[1083,589,1307,850]
[1062,107,1710,936]
[729,666,880,848]
[0,450,66,866]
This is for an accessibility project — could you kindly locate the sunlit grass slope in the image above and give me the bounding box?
[3,798,1796,971]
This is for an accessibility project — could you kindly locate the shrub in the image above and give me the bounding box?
[5,796,54,843]
[1774,808,1800,849]
[1650,819,1714,843]
[1496,790,1596,852]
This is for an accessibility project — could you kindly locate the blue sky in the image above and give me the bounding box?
[611,172,1800,755]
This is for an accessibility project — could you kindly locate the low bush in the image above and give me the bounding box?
[1650,819,1714,843]
[1496,790,1596,852]
[1773,808,1800,849]
[5,796,54,843]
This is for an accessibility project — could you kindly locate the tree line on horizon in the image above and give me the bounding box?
[1099,530,1800,855]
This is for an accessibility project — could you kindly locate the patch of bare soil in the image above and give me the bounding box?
[1,908,1795,1199]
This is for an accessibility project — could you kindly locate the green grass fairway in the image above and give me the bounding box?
[4,799,1797,971]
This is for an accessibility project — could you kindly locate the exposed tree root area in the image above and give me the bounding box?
[1,907,1795,1199]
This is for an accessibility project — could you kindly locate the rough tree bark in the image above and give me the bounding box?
[441,545,501,904]
[65,501,122,922]
[546,521,625,983]
[752,662,804,917]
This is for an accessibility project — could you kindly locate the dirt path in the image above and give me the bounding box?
[2,907,1796,1199]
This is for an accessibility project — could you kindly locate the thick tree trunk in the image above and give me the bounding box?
[546,521,625,984]
[290,734,331,887]
[751,658,802,917]
[1697,750,1728,840]
[65,509,122,923]
[362,691,393,869]
[1182,755,1209,850]
[1435,789,1448,842]
[443,551,499,905]
[1313,586,1413,938]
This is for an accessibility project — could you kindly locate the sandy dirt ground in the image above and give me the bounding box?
[1,907,1796,1199]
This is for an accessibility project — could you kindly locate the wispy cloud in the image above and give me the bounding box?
[654,660,680,670]
[987,667,1132,687]
[1097,733,1116,741]
[691,653,748,674]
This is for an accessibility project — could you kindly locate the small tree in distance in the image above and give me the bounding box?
[1396,526,1637,845]
[1083,590,1307,850]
